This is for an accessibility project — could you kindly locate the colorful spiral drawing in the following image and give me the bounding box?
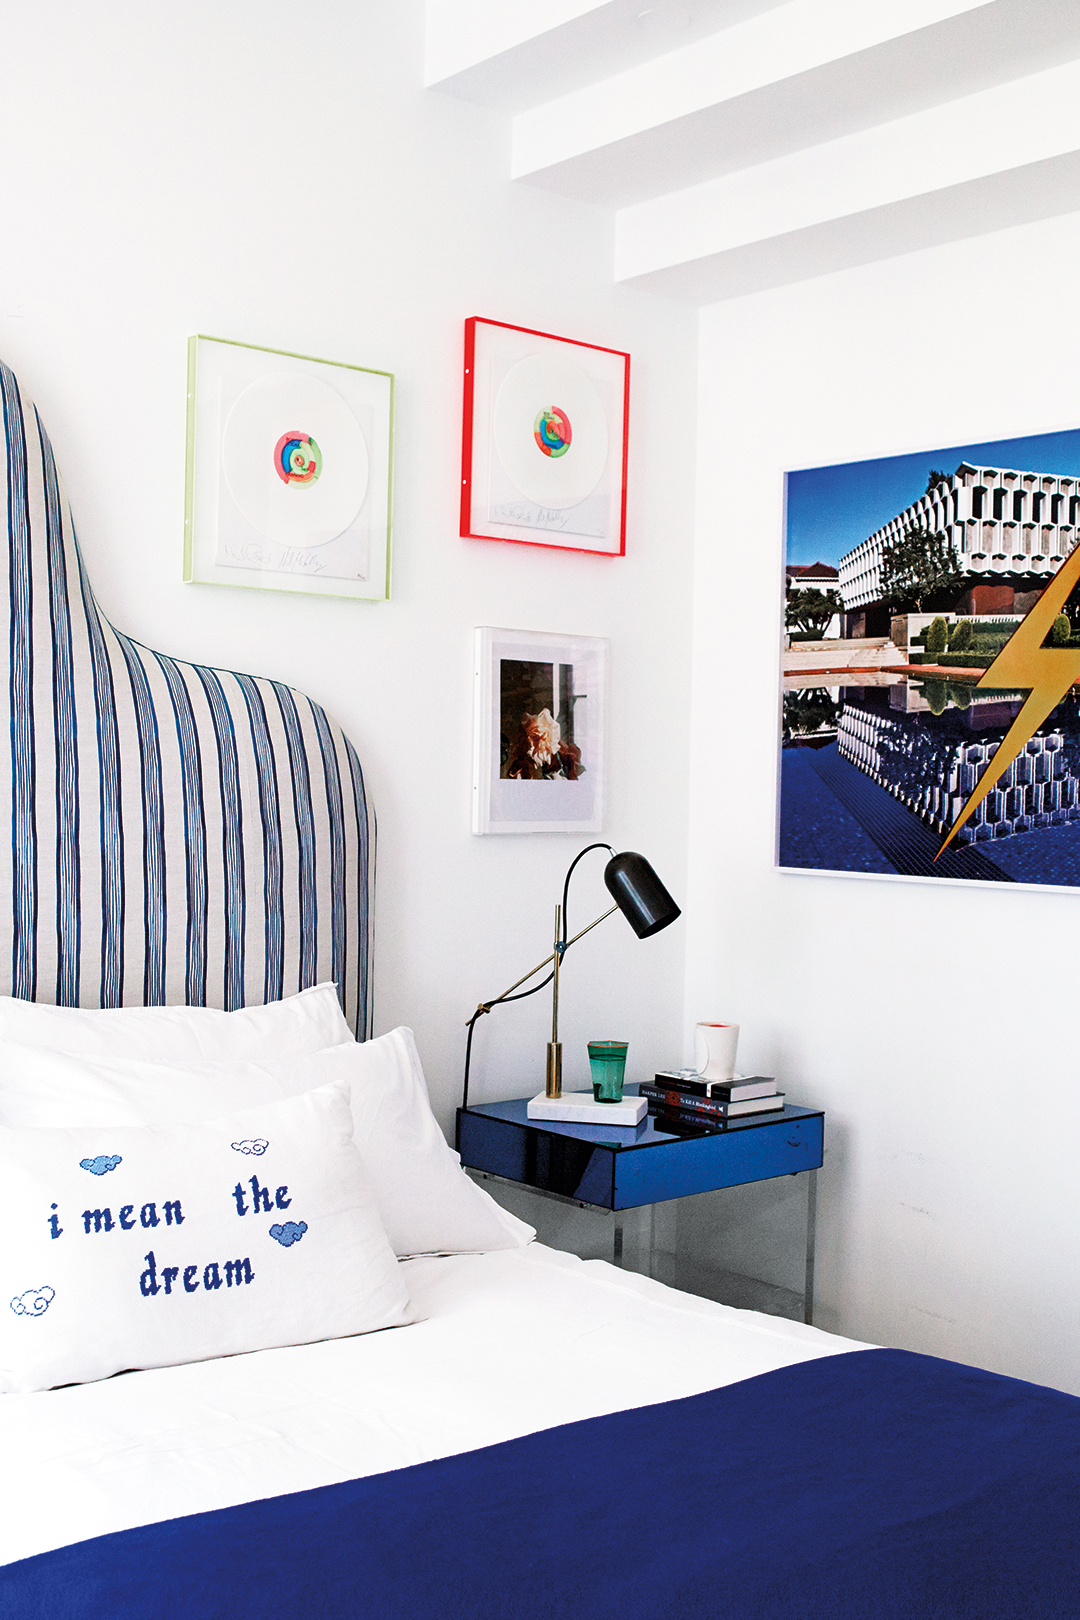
[273,431,323,486]
[533,407,572,459]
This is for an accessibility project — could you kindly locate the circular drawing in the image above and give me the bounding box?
[493,353,608,509]
[222,372,368,548]
[533,407,572,459]
[273,432,323,486]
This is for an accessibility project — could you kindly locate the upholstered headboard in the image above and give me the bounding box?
[0,361,374,1033]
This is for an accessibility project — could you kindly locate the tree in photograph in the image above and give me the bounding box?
[949,618,973,652]
[878,521,963,613]
[1051,613,1072,647]
[782,687,839,742]
[925,469,950,495]
[925,616,948,660]
[785,587,842,636]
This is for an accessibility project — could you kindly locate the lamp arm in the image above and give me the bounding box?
[460,900,620,1110]
[560,842,614,949]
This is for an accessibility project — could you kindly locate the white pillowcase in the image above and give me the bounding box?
[0,982,354,1063]
[0,1081,413,1394]
[0,1028,534,1258]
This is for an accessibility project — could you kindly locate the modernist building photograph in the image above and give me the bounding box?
[786,428,1080,638]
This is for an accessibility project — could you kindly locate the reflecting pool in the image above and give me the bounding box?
[779,676,1080,887]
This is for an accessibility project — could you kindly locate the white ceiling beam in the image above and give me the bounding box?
[512,0,1080,205]
[424,0,775,113]
[613,59,1080,301]
[424,0,608,88]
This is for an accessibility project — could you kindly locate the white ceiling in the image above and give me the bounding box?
[424,0,1080,302]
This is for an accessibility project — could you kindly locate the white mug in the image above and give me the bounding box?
[694,1021,739,1082]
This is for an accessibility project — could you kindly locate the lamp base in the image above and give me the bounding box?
[527,1091,647,1125]
[545,1041,562,1098]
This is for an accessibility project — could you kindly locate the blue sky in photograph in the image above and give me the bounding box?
[785,427,1080,568]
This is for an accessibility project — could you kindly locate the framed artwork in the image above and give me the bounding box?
[473,627,607,834]
[780,423,1080,890]
[460,317,629,557]
[184,335,394,602]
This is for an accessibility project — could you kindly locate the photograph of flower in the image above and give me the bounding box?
[500,660,583,781]
[780,424,1080,889]
[473,628,606,834]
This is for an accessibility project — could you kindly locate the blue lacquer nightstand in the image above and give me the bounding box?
[457,1089,823,1323]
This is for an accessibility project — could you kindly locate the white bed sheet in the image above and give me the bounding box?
[0,1243,870,1568]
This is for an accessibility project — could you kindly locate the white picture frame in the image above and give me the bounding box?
[184,335,394,602]
[472,627,607,834]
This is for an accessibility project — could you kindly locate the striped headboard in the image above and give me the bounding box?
[0,360,374,1034]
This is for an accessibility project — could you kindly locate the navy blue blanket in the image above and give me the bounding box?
[5,1347,1080,1619]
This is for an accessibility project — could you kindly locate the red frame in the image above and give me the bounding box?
[460,316,630,558]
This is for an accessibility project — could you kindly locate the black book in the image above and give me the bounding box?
[642,1082,785,1118]
[654,1070,777,1102]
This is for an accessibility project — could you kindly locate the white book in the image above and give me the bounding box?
[526,1091,647,1126]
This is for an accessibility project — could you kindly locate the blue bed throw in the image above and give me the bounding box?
[4,1347,1080,1618]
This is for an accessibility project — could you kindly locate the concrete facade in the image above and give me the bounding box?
[839,462,1080,613]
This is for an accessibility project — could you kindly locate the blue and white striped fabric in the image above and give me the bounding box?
[0,360,374,1034]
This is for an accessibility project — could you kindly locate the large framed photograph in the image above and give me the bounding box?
[184,335,394,602]
[460,317,629,557]
[473,628,607,834]
[780,424,1080,890]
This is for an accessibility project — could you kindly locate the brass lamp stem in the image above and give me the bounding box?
[546,902,563,1098]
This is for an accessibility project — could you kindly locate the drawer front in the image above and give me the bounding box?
[613,1113,823,1209]
[457,1112,616,1208]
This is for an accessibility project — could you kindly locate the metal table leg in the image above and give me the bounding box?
[804,1168,818,1325]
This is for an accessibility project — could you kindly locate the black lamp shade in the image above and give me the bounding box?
[603,851,681,939]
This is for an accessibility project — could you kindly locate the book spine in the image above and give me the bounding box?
[640,1084,728,1118]
[653,1072,710,1097]
[652,1073,778,1102]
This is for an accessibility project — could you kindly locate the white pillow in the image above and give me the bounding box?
[0,1028,534,1258]
[0,1081,413,1393]
[0,982,354,1062]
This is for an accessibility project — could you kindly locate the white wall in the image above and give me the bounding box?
[0,3,696,1130]
[688,211,1080,1394]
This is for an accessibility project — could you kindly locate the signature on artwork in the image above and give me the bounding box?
[491,503,571,530]
[221,541,328,575]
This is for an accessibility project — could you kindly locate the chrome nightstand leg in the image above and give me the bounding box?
[804,1168,818,1325]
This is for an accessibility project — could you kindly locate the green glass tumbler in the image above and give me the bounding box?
[588,1040,628,1104]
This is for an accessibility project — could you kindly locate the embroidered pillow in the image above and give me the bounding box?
[0,983,354,1063]
[0,1028,534,1258]
[0,1081,412,1393]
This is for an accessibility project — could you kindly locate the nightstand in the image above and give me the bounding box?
[457,1090,823,1323]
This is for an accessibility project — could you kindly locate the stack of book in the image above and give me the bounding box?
[639,1071,785,1133]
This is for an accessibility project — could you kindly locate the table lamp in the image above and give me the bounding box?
[461,842,681,1113]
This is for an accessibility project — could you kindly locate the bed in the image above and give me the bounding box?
[1,361,1079,1619]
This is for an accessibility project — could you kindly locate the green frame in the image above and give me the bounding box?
[184,334,394,603]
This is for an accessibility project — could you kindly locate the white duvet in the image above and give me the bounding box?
[0,1244,869,1568]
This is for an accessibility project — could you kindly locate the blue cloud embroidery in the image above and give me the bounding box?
[232,1138,269,1157]
[269,1221,308,1248]
[11,1286,55,1317]
[80,1155,122,1176]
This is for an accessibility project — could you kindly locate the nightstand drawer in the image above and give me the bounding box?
[614,1112,822,1207]
[457,1102,823,1211]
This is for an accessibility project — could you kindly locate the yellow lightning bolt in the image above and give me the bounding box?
[938,544,1080,858]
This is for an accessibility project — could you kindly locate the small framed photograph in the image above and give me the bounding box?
[473,627,607,834]
[184,335,394,602]
[460,317,629,557]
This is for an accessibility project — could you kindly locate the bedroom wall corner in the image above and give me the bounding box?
[684,214,1080,1395]
[0,2,696,1126]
